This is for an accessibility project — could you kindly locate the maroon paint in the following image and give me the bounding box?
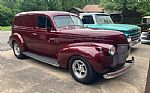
[9,11,128,73]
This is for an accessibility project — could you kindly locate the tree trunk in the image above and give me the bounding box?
[62,0,65,11]
[121,0,127,23]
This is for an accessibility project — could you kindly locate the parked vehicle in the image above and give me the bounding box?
[80,13,141,47]
[139,16,150,32]
[140,32,150,43]
[9,11,134,84]
[138,16,150,43]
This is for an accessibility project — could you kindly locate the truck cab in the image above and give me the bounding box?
[80,13,141,47]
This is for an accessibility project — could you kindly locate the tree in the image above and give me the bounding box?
[0,4,12,26]
[135,1,150,15]
[100,0,150,23]
[60,0,101,11]
[1,0,22,15]
[0,0,102,26]
[100,0,150,16]
[47,0,62,11]
[21,0,49,11]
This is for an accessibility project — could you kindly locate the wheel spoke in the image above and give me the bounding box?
[72,60,87,79]
[79,71,82,76]
[14,43,20,56]
[76,62,80,67]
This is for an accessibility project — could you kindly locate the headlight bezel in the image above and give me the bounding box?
[109,45,116,56]
[127,37,132,43]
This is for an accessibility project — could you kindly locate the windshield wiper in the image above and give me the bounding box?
[61,25,84,29]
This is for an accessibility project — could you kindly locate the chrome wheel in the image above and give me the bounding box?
[13,43,20,56]
[70,56,97,84]
[72,60,87,78]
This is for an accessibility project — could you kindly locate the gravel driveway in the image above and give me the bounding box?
[0,31,149,93]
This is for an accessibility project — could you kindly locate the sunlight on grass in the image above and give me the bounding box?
[0,26,12,31]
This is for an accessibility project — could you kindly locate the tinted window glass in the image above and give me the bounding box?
[37,16,52,28]
[143,18,147,23]
[143,18,150,24]
[54,16,74,28]
[71,16,83,26]
[82,15,94,24]
[46,18,51,27]
[54,15,84,29]
[95,14,113,24]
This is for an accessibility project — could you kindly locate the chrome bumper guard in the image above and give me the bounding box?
[129,39,140,47]
[103,57,134,79]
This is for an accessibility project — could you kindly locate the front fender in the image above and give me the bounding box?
[57,43,114,73]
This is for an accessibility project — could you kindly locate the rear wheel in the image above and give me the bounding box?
[69,56,97,84]
[13,41,25,59]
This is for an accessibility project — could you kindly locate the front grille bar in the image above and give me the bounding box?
[112,44,128,67]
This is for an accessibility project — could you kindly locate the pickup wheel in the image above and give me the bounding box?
[69,56,97,84]
[13,41,25,59]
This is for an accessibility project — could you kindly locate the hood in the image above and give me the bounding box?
[85,24,141,35]
[60,28,128,45]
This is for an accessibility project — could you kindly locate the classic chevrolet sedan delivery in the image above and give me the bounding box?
[9,11,134,84]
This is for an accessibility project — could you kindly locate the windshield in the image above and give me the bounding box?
[54,15,83,29]
[95,14,113,24]
[142,18,150,24]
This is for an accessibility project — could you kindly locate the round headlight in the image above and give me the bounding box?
[109,45,116,55]
[127,37,132,43]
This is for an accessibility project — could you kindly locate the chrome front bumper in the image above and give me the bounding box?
[141,32,150,43]
[103,57,134,79]
[129,39,140,46]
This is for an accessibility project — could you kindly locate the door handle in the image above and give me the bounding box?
[32,33,38,36]
[48,38,55,43]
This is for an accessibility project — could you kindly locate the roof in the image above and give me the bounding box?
[105,10,121,14]
[83,5,104,13]
[143,16,150,18]
[80,13,109,16]
[15,11,77,17]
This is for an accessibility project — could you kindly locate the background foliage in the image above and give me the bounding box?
[100,0,150,15]
[0,0,150,26]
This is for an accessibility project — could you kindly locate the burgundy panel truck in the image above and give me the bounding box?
[9,11,134,84]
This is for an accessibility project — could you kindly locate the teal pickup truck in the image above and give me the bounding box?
[80,13,141,46]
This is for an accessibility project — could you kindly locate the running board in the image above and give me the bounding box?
[23,52,59,67]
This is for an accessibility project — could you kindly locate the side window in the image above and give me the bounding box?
[82,15,94,24]
[37,16,52,28]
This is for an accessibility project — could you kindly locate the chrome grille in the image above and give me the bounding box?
[130,32,141,41]
[113,44,128,67]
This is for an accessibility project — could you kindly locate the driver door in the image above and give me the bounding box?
[30,15,58,57]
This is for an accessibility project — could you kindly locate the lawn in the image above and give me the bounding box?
[0,26,12,31]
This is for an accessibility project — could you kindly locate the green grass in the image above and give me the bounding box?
[0,26,12,31]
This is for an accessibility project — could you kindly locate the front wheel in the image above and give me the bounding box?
[13,41,25,59]
[69,56,97,84]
